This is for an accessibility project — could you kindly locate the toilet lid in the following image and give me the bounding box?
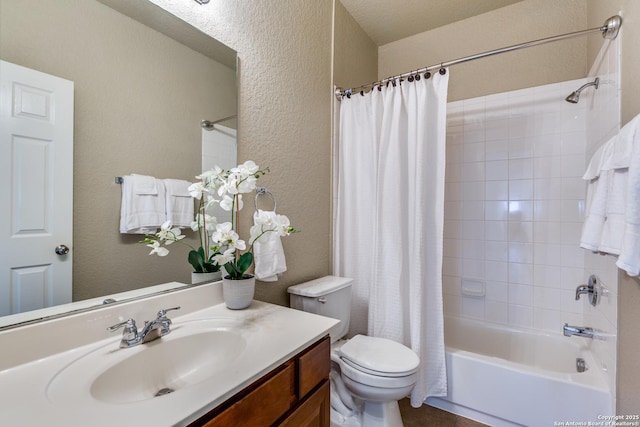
[338,335,419,376]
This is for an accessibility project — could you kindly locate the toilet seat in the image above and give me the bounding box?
[339,357,419,389]
[338,335,420,377]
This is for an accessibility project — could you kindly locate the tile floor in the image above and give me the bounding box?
[399,399,488,427]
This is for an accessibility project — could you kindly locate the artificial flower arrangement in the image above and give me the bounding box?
[142,161,296,279]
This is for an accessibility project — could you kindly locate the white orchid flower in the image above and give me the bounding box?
[211,222,246,251]
[276,214,293,236]
[213,248,236,266]
[238,160,259,176]
[147,240,169,256]
[217,175,239,197]
[188,182,207,199]
[195,169,217,182]
[191,213,217,233]
[156,220,185,244]
[238,174,257,193]
[220,194,243,212]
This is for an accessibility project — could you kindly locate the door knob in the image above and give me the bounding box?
[55,244,70,255]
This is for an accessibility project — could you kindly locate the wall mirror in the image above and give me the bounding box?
[0,0,237,328]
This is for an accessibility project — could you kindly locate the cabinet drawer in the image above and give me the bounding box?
[203,362,295,427]
[298,336,330,398]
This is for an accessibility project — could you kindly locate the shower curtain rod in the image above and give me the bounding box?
[335,15,622,99]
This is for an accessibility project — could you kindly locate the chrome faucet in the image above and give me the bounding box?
[575,275,599,306]
[563,323,594,339]
[107,306,180,348]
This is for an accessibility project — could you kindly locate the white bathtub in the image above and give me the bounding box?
[426,316,613,427]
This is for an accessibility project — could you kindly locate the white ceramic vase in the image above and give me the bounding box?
[222,275,255,310]
[191,270,223,285]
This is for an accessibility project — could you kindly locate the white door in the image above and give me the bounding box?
[0,60,74,316]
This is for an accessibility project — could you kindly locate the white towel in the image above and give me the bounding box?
[580,171,609,252]
[602,114,640,171]
[617,115,640,276]
[599,168,628,255]
[119,174,166,234]
[252,210,287,282]
[163,179,194,228]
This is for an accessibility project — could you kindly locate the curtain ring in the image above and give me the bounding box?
[360,90,365,96]
[408,74,414,82]
[415,72,421,81]
[424,71,431,79]
[439,64,447,75]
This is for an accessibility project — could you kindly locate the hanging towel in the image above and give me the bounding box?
[580,170,610,252]
[617,115,640,276]
[580,124,630,255]
[252,209,287,282]
[163,179,194,228]
[119,174,166,234]
[581,113,640,276]
[598,168,628,255]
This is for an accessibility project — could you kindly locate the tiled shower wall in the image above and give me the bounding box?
[444,79,591,331]
[443,35,620,395]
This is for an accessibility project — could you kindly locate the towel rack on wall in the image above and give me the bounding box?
[255,187,276,211]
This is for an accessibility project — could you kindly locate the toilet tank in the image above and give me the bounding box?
[288,276,353,342]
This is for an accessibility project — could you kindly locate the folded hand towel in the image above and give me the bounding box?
[119,174,166,234]
[163,179,194,228]
[252,209,287,281]
[132,174,158,195]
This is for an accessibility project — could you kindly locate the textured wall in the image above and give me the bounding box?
[150,0,335,306]
[333,0,378,91]
[586,0,640,414]
[0,0,236,300]
[378,0,587,102]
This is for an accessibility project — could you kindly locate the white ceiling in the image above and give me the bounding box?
[340,0,524,46]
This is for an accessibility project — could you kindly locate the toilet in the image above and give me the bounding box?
[288,276,419,427]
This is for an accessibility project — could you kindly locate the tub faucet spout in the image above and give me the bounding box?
[563,323,594,338]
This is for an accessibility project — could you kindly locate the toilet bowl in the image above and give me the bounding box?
[288,276,420,427]
[334,334,419,427]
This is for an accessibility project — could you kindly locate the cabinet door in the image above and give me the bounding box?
[203,363,295,427]
[279,380,330,427]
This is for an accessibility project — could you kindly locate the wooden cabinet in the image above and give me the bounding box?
[190,335,331,427]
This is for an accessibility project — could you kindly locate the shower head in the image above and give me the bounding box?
[565,77,600,103]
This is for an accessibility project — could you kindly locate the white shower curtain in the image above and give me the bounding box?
[334,71,449,405]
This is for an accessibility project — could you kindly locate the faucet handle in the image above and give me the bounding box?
[156,306,181,319]
[107,319,138,340]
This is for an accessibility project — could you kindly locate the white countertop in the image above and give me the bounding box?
[0,283,338,426]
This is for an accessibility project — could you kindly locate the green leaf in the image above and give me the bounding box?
[188,248,206,273]
[237,252,253,275]
[224,262,240,279]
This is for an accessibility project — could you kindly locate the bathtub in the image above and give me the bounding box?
[426,316,613,427]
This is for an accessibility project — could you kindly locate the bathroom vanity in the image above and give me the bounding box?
[0,282,338,426]
[191,335,330,426]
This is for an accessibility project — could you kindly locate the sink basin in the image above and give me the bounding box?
[46,320,247,405]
